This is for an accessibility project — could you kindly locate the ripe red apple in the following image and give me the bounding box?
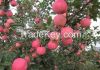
[0,0,3,5]
[6,10,13,17]
[47,40,58,50]
[0,10,5,16]
[48,31,60,41]
[10,0,17,6]
[80,18,91,28]
[1,35,8,40]
[61,27,73,38]
[0,26,3,32]
[4,22,11,28]
[36,46,46,55]
[3,28,9,33]
[6,18,14,24]
[34,17,41,24]
[12,58,27,70]
[32,38,40,49]
[78,43,85,50]
[15,42,22,48]
[32,53,38,58]
[53,14,66,27]
[52,0,68,14]
[25,55,30,63]
[62,38,73,46]
[76,50,82,56]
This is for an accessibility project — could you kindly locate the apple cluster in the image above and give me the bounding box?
[0,0,92,70]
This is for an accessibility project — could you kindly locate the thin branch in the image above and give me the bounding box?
[67,0,92,23]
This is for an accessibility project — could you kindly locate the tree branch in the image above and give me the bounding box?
[67,0,92,23]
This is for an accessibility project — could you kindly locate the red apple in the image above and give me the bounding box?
[0,0,3,5]
[32,38,40,49]
[6,18,14,24]
[34,17,41,24]
[15,42,22,48]
[52,0,68,14]
[3,28,9,33]
[47,40,58,50]
[10,0,17,6]
[76,50,82,56]
[36,46,46,55]
[4,22,11,28]
[80,18,91,28]
[0,26,3,32]
[12,58,27,70]
[32,53,38,58]
[6,10,13,17]
[25,55,30,63]
[61,27,73,38]
[78,43,85,50]
[62,38,73,46]
[1,35,8,40]
[53,14,66,27]
[0,10,5,16]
